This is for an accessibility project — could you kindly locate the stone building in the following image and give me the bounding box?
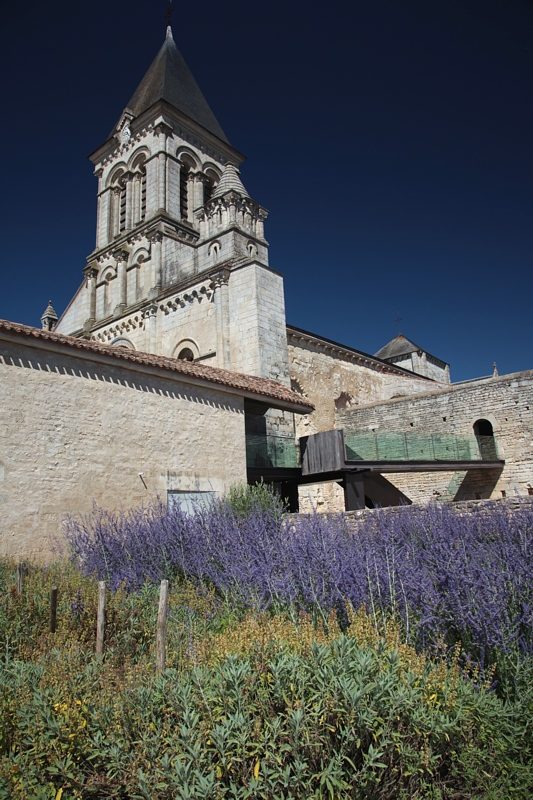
[0,320,310,560]
[1,25,532,557]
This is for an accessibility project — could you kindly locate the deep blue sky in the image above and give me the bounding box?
[1,0,532,381]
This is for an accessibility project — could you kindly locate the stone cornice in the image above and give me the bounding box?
[199,227,269,249]
[91,101,244,170]
[86,212,199,264]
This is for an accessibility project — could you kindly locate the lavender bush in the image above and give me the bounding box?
[66,500,532,664]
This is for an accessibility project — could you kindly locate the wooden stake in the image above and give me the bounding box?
[49,587,58,633]
[156,579,169,673]
[96,581,106,656]
[15,563,25,596]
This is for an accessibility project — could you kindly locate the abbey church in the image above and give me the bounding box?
[1,27,532,560]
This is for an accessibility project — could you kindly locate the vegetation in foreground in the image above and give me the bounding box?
[1,491,532,798]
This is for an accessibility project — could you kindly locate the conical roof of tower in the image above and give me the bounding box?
[41,301,58,321]
[211,164,249,199]
[374,334,420,360]
[124,26,229,144]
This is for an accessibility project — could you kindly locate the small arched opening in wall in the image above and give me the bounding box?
[111,337,136,350]
[101,268,116,318]
[208,240,221,263]
[172,338,200,362]
[129,246,149,302]
[473,418,498,461]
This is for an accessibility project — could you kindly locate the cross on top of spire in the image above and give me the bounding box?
[165,0,174,30]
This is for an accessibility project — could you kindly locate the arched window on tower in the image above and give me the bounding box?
[203,167,219,206]
[179,167,189,218]
[108,169,125,239]
[140,166,147,221]
[473,419,497,461]
[130,153,148,225]
[119,179,127,232]
[178,154,196,220]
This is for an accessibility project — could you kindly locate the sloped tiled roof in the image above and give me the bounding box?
[0,320,313,413]
[123,26,229,144]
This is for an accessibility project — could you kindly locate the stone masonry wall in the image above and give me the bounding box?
[229,265,290,383]
[336,371,533,502]
[0,339,246,562]
[288,337,439,511]
[286,496,533,530]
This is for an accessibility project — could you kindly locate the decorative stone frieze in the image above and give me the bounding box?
[159,281,214,314]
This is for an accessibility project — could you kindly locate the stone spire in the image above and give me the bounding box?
[122,25,229,144]
[41,301,58,331]
[211,164,249,199]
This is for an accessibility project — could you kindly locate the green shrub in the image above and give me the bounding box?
[1,637,532,799]
[226,480,286,519]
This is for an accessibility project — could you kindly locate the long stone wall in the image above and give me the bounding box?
[285,496,533,531]
[336,371,533,502]
[0,338,247,561]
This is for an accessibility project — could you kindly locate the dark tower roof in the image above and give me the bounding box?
[124,26,229,144]
[375,334,449,369]
[375,335,420,360]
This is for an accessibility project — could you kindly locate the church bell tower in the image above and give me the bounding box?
[55,26,290,386]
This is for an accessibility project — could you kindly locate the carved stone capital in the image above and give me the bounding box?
[143,303,158,320]
[210,268,231,289]
[154,121,173,137]
[84,266,98,282]
[113,248,129,263]
[191,171,208,184]
[147,230,164,245]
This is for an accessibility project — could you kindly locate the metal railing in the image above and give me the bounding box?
[246,434,300,469]
[344,432,499,463]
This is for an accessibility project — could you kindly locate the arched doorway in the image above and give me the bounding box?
[473,419,497,460]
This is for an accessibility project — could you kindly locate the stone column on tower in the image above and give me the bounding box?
[211,268,231,368]
[83,265,98,327]
[143,303,158,353]
[114,249,129,314]
[155,122,172,211]
[147,231,163,297]
[111,187,121,238]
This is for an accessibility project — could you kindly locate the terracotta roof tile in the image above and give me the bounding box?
[0,319,314,413]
